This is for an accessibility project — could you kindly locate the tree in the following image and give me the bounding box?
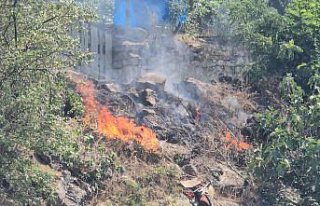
[269,0,291,14]
[0,0,95,204]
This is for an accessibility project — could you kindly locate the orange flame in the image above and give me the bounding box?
[74,78,159,151]
[225,131,250,152]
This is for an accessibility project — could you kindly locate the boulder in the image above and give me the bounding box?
[167,133,180,144]
[97,83,121,93]
[180,178,203,188]
[278,187,302,205]
[136,73,166,91]
[56,171,93,206]
[180,77,209,100]
[34,152,51,165]
[141,109,156,116]
[140,88,156,106]
[209,166,224,181]
[182,164,198,176]
[209,163,246,197]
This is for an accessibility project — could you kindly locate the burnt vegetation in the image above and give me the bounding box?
[0,0,320,205]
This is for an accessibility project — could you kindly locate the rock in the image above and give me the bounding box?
[181,77,208,100]
[127,87,140,99]
[34,152,51,165]
[97,83,121,93]
[0,194,14,206]
[141,108,156,115]
[105,168,113,178]
[137,73,166,91]
[209,166,224,181]
[182,164,198,176]
[241,126,253,137]
[56,170,93,206]
[210,163,246,197]
[138,109,156,122]
[138,73,166,85]
[301,196,319,206]
[278,187,302,205]
[140,88,156,106]
[210,79,217,84]
[180,178,203,188]
[167,133,180,144]
[219,75,233,83]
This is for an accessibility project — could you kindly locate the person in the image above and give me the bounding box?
[183,187,212,206]
[174,11,187,33]
[181,179,213,206]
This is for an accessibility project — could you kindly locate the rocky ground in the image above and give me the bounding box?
[54,69,261,206]
[11,68,262,206]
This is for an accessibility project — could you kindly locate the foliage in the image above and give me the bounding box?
[170,0,231,38]
[0,151,57,205]
[64,88,85,117]
[82,0,114,24]
[0,0,98,204]
[122,177,147,206]
[268,0,291,14]
[251,74,320,204]
[243,1,320,203]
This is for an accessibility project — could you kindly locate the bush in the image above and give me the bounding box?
[250,74,320,204]
[0,0,96,204]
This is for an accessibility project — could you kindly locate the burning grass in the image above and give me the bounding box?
[225,131,250,152]
[72,75,159,151]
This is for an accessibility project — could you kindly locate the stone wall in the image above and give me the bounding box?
[74,0,250,84]
[183,37,251,82]
[111,26,182,84]
[111,27,147,83]
[110,28,251,86]
[76,21,250,85]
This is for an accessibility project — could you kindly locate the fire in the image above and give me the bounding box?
[74,77,159,151]
[225,131,250,152]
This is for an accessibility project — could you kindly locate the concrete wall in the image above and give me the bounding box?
[75,0,114,80]
[78,23,113,80]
